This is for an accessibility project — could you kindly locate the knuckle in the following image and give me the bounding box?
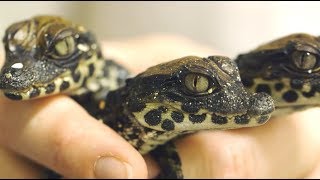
[50,123,74,168]
[48,117,91,177]
[210,140,259,178]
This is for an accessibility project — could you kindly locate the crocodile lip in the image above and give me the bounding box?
[2,87,31,94]
[2,88,32,100]
[277,103,320,109]
[2,83,47,100]
[3,92,23,100]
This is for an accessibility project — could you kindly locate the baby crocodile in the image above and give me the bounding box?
[235,33,320,116]
[0,15,275,178]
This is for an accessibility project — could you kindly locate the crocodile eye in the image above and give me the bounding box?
[292,51,318,71]
[54,36,75,57]
[184,73,210,93]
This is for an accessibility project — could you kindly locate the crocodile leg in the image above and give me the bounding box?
[150,141,183,179]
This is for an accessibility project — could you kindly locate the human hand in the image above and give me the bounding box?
[1,34,320,179]
[0,94,153,178]
[0,34,216,178]
[106,35,320,178]
[175,107,320,178]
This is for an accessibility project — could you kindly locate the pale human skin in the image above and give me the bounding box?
[0,35,320,178]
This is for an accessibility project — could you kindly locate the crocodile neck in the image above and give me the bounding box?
[100,86,188,154]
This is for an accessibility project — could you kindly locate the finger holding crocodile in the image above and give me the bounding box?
[0,35,218,179]
[175,107,320,178]
[0,146,48,178]
[0,95,148,178]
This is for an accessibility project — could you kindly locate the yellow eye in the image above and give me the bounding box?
[54,36,75,57]
[292,51,318,71]
[184,73,210,93]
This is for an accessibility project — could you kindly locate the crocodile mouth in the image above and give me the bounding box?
[3,86,47,100]
[0,68,82,101]
[277,103,320,109]
[2,75,76,101]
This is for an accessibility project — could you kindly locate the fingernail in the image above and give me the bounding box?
[94,155,132,179]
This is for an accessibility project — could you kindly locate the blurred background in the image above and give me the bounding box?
[0,1,319,58]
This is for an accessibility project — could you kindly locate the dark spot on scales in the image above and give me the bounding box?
[171,111,184,123]
[234,114,250,124]
[302,88,316,98]
[82,77,88,87]
[89,64,95,76]
[290,79,303,90]
[72,71,81,83]
[60,81,70,91]
[211,114,227,124]
[255,84,271,95]
[144,109,162,126]
[4,93,22,100]
[274,83,284,91]
[29,88,40,98]
[241,78,254,87]
[127,129,139,140]
[97,51,103,59]
[257,115,270,124]
[161,119,175,131]
[45,83,55,94]
[136,140,144,149]
[282,90,298,103]
[189,114,206,123]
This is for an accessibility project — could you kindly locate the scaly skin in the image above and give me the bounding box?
[235,33,320,116]
[0,16,275,178]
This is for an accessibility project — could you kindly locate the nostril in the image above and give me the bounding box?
[10,68,23,76]
[0,64,24,89]
[248,92,275,116]
[10,63,24,76]
[0,62,30,91]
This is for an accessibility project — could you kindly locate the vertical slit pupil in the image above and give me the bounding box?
[302,53,308,66]
[65,39,70,54]
[193,75,199,91]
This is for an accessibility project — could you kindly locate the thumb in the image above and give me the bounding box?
[0,95,148,178]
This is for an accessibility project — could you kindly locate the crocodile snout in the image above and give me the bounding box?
[248,92,275,116]
[0,66,27,91]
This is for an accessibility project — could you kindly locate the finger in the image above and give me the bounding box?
[143,154,160,179]
[0,146,47,178]
[175,107,320,178]
[0,95,148,178]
